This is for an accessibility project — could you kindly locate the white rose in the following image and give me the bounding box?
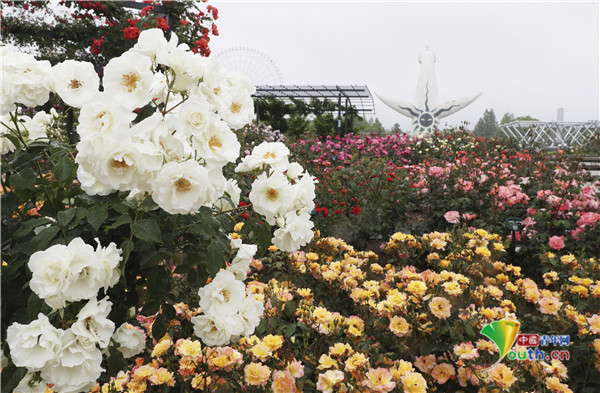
[235,141,290,172]
[215,86,254,130]
[64,237,105,302]
[112,323,146,358]
[95,240,122,290]
[1,70,16,115]
[7,313,63,370]
[249,171,294,222]
[134,28,178,62]
[239,295,264,336]
[45,60,99,108]
[173,95,215,137]
[215,179,241,212]
[167,45,210,91]
[77,92,136,141]
[75,136,142,194]
[286,162,304,179]
[41,330,103,393]
[272,211,315,252]
[225,70,256,95]
[198,270,245,316]
[192,119,241,165]
[24,111,53,141]
[102,50,154,110]
[2,49,51,107]
[191,314,242,346]
[151,160,225,215]
[71,297,115,349]
[28,244,72,309]
[0,114,16,155]
[291,171,317,213]
[14,373,48,393]
[226,261,251,281]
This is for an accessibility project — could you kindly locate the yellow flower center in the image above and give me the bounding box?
[69,79,82,89]
[220,288,231,302]
[121,72,140,93]
[230,101,242,114]
[263,152,276,160]
[266,188,278,201]
[174,178,192,193]
[208,135,223,150]
[111,158,129,170]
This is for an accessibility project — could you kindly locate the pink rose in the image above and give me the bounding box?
[577,212,599,228]
[548,236,565,250]
[428,166,445,178]
[444,211,460,224]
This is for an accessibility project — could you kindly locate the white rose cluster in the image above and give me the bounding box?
[7,239,126,392]
[70,28,253,216]
[28,237,121,309]
[236,141,317,251]
[191,240,263,346]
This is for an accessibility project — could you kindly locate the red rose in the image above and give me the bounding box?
[351,206,361,215]
[548,236,565,250]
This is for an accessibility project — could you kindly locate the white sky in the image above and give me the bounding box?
[209,1,600,131]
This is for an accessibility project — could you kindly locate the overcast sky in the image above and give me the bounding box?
[209,1,599,131]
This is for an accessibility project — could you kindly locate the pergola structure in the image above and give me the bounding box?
[499,121,600,149]
[253,85,376,134]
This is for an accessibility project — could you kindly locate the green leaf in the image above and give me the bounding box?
[255,318,267,335]
[111,200,129,215]
[138,196,159,211]
[256,222,272,254]
[162,303,176,321]
[131,219,162,243]
[107,346,127,379]
[13,217,53,238]
[120,239,134,271]
[0,362,26,393]
[107,215,132,231]
[27,293,44,320]
[285,323,296,338]
[54,155,75,185]
[465,324,475,338]
[10,167,37,189]
[30,226,61,252]
[284,301,297,318]
[152,313,167,339]
[206,241,226,277]
[86,205,108,232]
[57,208,78,228]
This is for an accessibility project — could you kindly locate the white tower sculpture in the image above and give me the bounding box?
[376,47,481,135]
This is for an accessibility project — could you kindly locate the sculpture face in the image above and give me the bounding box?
[418,112,434,128]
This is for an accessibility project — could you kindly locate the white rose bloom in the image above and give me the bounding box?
[286,162,304,180]
[235,141,290,172]
[2,49,51,107]
[95,240,122,290]
[292,171,317,213]
[71,297,115,349]
[226,70,256,95]
[215,179,241,212]
[239,295,264,336]
[232,242,258,266]
[1,70,16,115]
[112,323,146,358]
[24,111,53,141]
[199,60,227,104]
[7,313,63,370]
[272,212,315,252]
[191,314,241,346]
[45,60,99,108]
[134,28,178,62]
[14,372,48,393]
[173,95,214,137]
[76,165,112,196]
[64,237,105,302]
[167,45,209,91]
[198,270,245,316]
[192,119,240,165]
[249,171,294,223]
[150,71,168,103]
[77,93,135,141]
[227,261,251,281]
[216,86,254,130]
[28,244,72,309]
[0,114,16,154]
[151,160,224,214]
[41,330,103,393]
[102,50,154,110]
[76,137,141,194]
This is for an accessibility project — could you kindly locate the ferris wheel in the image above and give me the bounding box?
[214,47,284,86]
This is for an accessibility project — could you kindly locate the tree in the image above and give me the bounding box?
[473,108,499,137]
[500,113,516,124]
[1,1,219,67]
[391,123,402,134]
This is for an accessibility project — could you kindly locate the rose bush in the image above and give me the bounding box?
[1,29,316,392]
